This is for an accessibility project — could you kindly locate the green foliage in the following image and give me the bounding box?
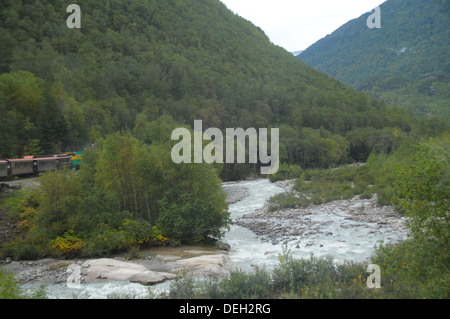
[0,266,46,299]
[0,0,438,170]
[269,163,376,210]
[1,127,230,259]
[269,163,303,183]
[1,240,41,261]
[219,267,273,299]
[299,0,450,120]
[363,75,450,120]
[33,170,83,240]
[269,134,449,211]
[370,137,450,298]
[1,189,29,221]
[268,134,450,298]
[168,266,275,299]
[0,0,448,299]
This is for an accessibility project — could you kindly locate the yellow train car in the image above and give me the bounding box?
[65,152,83,170]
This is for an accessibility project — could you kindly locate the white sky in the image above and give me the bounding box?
[219,0,387,52]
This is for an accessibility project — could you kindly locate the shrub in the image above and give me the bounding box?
[272,252,337,298]
[219,268,273,299]
[1,241,41,261]
[169,271,199,299]
[82,226,126,257]
[0,266,46,299]
[269,163,303,182]
[52,230,84,257]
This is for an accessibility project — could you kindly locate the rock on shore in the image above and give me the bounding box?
[223,185,249,204]
[82,258,176,285]
[168,254,232,277]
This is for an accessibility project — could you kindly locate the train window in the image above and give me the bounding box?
[12,161,32,168]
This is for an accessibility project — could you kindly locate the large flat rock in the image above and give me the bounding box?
[169,254,233,277]
[83,258,176,285]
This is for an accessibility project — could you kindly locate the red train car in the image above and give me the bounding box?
[8,158,34,176]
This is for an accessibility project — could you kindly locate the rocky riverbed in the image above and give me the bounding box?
[234,180,408,249]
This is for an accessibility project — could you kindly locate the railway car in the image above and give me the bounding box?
[65,152,83,170]
[54,155,72,169]
[1,153,76,180]
[8,158,34,176]
[34,157,57,173]
[0,160,9,178]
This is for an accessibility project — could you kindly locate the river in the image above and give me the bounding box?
[224,179,406,269]
[23,178,407,298]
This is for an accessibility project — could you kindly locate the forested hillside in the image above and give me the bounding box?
[1,0,445,179]
[299,0,450,120]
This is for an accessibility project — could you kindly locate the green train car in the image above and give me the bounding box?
[65,152,83,170]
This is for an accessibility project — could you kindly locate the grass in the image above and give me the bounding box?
[268,164,380,211]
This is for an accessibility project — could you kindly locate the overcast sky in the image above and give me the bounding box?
[219,0,387,52]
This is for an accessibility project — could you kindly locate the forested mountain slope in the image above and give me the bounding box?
[299,0,450,119]
[0,0,445,174]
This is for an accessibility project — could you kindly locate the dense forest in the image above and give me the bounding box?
[1,0,447,177]
[299,0,450,120]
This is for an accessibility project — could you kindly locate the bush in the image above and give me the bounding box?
[0,266,46,299]
[272,249,337,298]
[219,268,273,299]
[1,241,40,261]
[268,193,306,211]
[169,271,199,299]
[269,163,303,182]
[375,186,394,206]
[52,230,84,257]
[82,225,126,257]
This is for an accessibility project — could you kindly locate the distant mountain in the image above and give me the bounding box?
[291,50,303,56]
[299,0,450,119]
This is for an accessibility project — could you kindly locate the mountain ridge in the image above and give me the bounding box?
[298,0,450,119]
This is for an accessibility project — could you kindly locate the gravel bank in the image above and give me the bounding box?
[235,193,408,247]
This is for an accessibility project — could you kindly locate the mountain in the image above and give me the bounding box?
[0,0,444,177]
[299,0,450,120]
[290,50,304,56]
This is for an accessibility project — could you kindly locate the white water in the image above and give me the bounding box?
[222,179,285,269]
[26,178,406,299]
[223,179,405,270]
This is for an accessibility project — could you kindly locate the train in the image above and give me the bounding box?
[0,152,83,179]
